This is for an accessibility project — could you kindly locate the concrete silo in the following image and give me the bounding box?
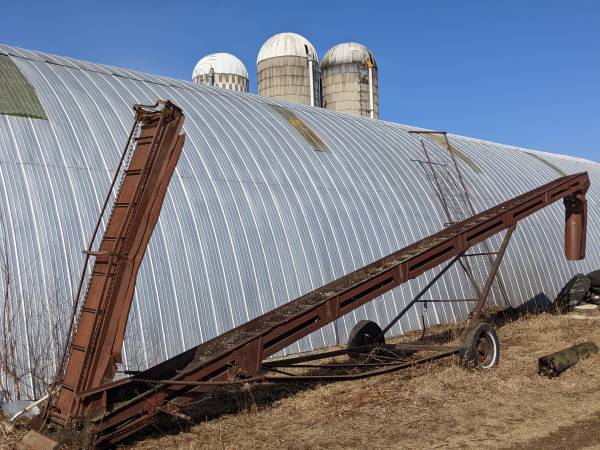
[257,32,320,106]
[321,42,378,118]
[192,53,249,92]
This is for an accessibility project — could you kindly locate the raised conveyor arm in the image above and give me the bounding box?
[49,101,186,423]
[78,172,589,445]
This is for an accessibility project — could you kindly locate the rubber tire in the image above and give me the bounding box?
[587,270,600,289]
[569,275,592,307]
[459,322,500,369]
[555,274,585,311]
[347,320,385,348]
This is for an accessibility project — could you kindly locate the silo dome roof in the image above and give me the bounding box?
[257,32,318,64]
[322,42,377,69]
[192,53,248,79]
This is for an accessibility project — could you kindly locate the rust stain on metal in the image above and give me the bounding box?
[526,151,567,177]
[269,104,329,152]
[411,130,481,173]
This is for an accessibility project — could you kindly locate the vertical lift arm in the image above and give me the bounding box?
[48,101,186,426]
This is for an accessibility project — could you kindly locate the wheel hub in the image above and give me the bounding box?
[475,333,493,367]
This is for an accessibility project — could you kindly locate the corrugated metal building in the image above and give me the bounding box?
[0,44,598,397]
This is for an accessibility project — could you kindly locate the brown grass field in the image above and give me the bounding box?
[3,309,600,449]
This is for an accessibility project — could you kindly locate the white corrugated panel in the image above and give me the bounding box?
[0,44,598,397]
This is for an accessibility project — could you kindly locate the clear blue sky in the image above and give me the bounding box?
[1,0,599,161]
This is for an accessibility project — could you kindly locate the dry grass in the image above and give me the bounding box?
[0,416,27,450]
[4,311,600,449]
[128,311,600,450]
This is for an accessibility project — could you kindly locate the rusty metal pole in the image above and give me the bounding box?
[441,132,512,308]
[564,193,588,260]
[468,224,516,326]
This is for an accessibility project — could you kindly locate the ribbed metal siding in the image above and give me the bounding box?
[0,44,598,396]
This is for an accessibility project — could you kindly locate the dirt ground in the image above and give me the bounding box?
[128,310,600,450]
[4,309,600,450]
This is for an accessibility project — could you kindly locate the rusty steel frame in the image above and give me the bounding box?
[132,342,460,383]
[26,100,590,448]
[378,223,515,338]
[73,172,588,447]
[263,349,459,382]
[33,101,186,442]
[125,346,458,386]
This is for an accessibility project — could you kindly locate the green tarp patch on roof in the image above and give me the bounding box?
[0,55,47,120]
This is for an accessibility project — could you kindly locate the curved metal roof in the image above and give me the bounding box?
[0,44,598,396]
[192,52,248,79]
[257,32,318,64]
[322,42,377,69]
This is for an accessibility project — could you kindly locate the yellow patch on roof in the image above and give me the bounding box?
[269,104,328,152]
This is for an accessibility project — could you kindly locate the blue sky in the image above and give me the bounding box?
[1,0,599,161]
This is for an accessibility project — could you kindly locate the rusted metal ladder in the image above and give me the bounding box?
[409,130,512,313]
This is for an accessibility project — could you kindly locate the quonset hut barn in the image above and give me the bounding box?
[0,44,598,399]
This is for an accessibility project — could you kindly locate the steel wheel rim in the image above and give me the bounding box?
[475,331,497,368]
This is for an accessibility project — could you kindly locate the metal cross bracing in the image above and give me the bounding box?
[408,130,512,327]
[23,100,589,449]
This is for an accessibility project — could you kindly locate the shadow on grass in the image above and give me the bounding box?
[413,293,557,347]
[119,381,316,447]
[120,292,560,447]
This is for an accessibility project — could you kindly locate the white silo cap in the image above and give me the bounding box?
[257,32,318,64]
[192,53,249,80]
[322,42,377,69]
